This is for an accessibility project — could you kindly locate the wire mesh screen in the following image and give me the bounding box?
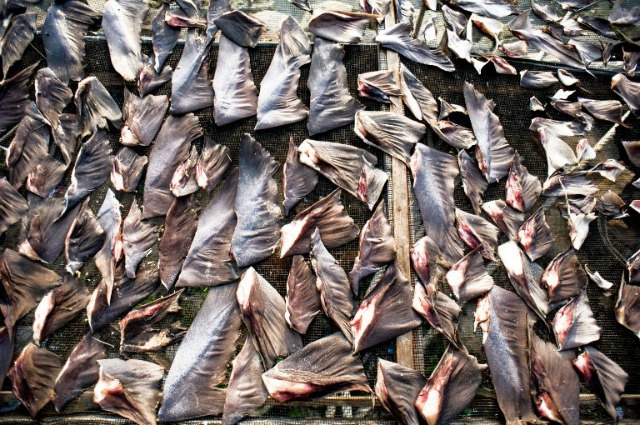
[404,58,640,422]
[0,39,401,423]
[1,20,640,424]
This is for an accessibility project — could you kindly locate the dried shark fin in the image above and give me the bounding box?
[6,107,50,188]
[159,197,197,290]
[280,189,359,257]
[307,37,364,135]
[9,343,64,417]
[122,199,157,279]
[86,263,160,332]
[256,17,311,130]
[0,249,61,335]
[541,249,586,304]
[177,171,239,288]
[351,261,422,353]
[32,275,90,345]
[412,283,463,349]
[42,0,99,83]
[170,146,199,197]
[354,110,426,164]
[517,207,554,261]
[152,3,180,73]
[349,201,396,293]
[262,332,371,402]
[509,10,585,70]
[170,29,214,114]
[455,208,499,261]
[410,235,444,289]
[506,153,541,213]
[237,268,302,368]
[143,114,203,218]
[357,70,402,104]
[94,359,163,425]
[298,139,387,210]
[375,359,425,425]
[25,156,66,198]
[19,197,82,264]
[411,144,464,265]
[615,276,640,338]
[463,81,515,183]
[75,76,122,138]
[520,70,559,89]
[308,11,380,43]
[223,335,268,425]
[213,34,259,126]
[578,98,626,125]
[529,333,580,425]
[572,346,628,420]
[35,67,72,134]
[0,177,28,235]
[0,14,36,78]
[62,130,114,217]
[111,147,148,192]
[94,189,122,304]
[120,290,184,353]
[283,138,318,215]
[196,137,232,193]
[311,228,355,342]
[286,255,321,334]
[474,286,537,423]
[553,290,601,350]
[120,89,168,147]
[612,74,640,113]
[138,55,174,96]
[482,199,525,241]
[376,22,455,72]
[214,10,266,47]
[159,283,239,421]
[0,62,37,136]
[231,135,282,267]
[103,0,148,81]
[498,241,548,321]
[54,333,107,412]
[415,347,486,425]
[458,150,488,215]
[446,248,494,303]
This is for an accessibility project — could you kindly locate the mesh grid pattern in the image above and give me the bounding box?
[0,20,640,424]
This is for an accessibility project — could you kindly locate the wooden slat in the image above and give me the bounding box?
[383,5,415,369]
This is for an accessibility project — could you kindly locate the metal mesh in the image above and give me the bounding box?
[404,58,640,421]
[1,15,640,423]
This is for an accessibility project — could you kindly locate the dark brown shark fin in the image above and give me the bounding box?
[529,333,580,425]
[262,332,371,403]
[0,249,62,335]
[119,290,184,353]
[222,335,268,425]
[285,255,321,334]
[9,343,64,417]
[351,262,422,353]
[280,189,359,257]
[311,228,355,342]
[541,249,587,304]
[572,345,628,420]
[553,290,601,350]
[54,333,107,412]
[416,347,486,425]
[94,358,163,425]
[237,268,302,369]
[32,274,91,344]
[159,197,197,290]
[375,359,425,425]
[349,201,396,293]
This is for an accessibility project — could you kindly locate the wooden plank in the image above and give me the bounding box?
[383,4,415,370]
